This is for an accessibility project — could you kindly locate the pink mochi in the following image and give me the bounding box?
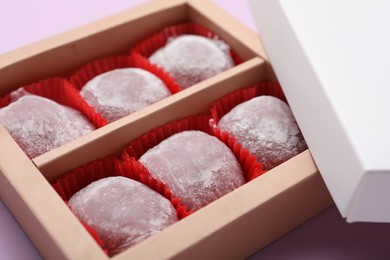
[80,68,171,122]
[218,95,307,170]
[139,130,245,211]
[149,35,234,89]
[0,95,95,158]
[68,176,178,256]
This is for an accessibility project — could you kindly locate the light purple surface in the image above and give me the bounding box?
[250,206,390,260]
[0,1,389,259]
[0,201,42,259]
[0,0,257,54]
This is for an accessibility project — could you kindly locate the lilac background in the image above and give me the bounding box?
[0,0,257,54]
[0,1,389,259]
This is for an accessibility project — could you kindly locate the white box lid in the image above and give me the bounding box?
[250,0,390,223]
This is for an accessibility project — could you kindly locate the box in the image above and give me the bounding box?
[250,0,390,223]
[0,0,333,259]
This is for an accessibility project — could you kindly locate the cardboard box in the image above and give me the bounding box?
[250,0,390,223]
[0,0,333,259]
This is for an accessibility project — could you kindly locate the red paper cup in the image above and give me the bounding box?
[80,221,108,255]
[52,155,191,255]
[210,82,303,171]
[70,54,180,94]
[132,23,243,90]
[52,155,190,219]
[0,94,11,108]
[210,82,286,125]
[211,125,264,182]
[52,155,122,201]
[0,78,107,159]
[132,23,243,65]
[123,115,213,159]
[21,77,107,128]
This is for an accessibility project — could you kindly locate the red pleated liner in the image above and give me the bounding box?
[121,156,192,219]
[122,114,263,186]
[21,77,107,128]
[131,22,244,66]
[211,125,264,182]
[52,155,121,201]
[123,115,213,159]
[0,94,11,108]
[209,82,286,174]
[51,155,190,219]
[63,203,107,254]
[210,82,286,125]
[69,54,180,94]
[51,155,191,253]
[80,221,108,255]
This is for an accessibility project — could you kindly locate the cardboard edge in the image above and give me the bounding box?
[0,127,108,260]
[111,150,333,260]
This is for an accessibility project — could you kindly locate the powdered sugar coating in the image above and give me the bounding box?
[0,95,95,158]
[80,68,171,122]
[218,96,307,170]
[68,176,178,256]
[149,35,234,89]
[139,130,245,211]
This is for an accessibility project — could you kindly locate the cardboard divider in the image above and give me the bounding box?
[34,57,267,181]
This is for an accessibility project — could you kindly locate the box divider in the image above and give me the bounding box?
[34,57,267,181]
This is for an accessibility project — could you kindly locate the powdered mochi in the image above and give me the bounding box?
[218,96,307,170]
[80,68,171,122]
[68,176,178,256]
[139,130,245,211]
[0,95,95,158]
[149,35,234,89]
